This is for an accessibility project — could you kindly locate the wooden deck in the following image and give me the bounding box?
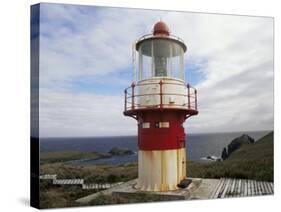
[40,175,274,198]
[53,179,84,185]
[40,174,123,190]
[210,178,274,198]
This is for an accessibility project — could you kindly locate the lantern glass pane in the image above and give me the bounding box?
[137,39,184,81]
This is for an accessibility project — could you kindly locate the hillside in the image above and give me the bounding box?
[188,131,273,181]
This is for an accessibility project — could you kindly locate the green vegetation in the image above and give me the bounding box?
[40,162,137,184]
[40,182,95,208]
[39,131,273,208]
[40,151,110,164]
[39,162,138,208]
[88,193,174,206]
[188,132,273,182]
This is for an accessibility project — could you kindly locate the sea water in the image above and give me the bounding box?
[40,131,270,165]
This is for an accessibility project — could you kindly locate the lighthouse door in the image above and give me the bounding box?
[177,134,186,180]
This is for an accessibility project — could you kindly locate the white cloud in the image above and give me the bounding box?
[39,91,136,137]
[38,4,274,136]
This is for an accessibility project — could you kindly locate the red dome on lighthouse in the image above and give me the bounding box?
[153,21,170,36]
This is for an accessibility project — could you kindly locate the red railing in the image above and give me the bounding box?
[124,80,197,113]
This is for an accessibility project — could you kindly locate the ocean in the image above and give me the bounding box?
[40,131,270,165]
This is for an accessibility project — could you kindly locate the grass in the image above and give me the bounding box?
[40,151,110,164]
[88,193,175,206]
[40,162,138,184]
[188,131,273,181]
[39,181,96,208]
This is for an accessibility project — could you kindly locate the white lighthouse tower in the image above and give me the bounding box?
[124,21,198,191]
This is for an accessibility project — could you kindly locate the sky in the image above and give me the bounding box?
[36,3,274,137]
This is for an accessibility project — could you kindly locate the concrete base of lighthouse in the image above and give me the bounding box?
[136,148,186,191]
[76,178,204,204]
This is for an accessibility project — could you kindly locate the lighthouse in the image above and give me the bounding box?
[124,21,198,192]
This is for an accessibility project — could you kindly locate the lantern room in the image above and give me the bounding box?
[136,37,186,81]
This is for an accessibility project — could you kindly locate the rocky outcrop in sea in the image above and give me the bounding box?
[108,147,135,156]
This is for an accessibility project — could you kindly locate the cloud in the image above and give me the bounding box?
[39,91,136,137]
[38,3,274,136]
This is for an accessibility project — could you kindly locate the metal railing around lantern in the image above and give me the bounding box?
[136,33,186,46]
[124,80,198,113]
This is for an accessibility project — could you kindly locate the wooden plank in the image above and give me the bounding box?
[248,179,252,196]
[220,178,229,198]
[221,178,232,198]
[265,181,271,194]
[239,180,243,197]
[267,182,273,194]
[268,182,274,194]
[244,179,248,197]
[211,178,224,199]
[228,178,234,197]
[247,180,251,196]
[228,179,235,197]
[217,178,226,198]
[255,181,261,195]
[263,181,269,194]
[255,180,259,195]
[262,181,267,194]
[229,179,236,197]
[234,179,238,197]
[257,181,263,195]
[269,182,274,194]
[254,180,258,195]
[240,180,244,197]
[260,181,266,195]
[237,179,242,197]
[218,178,228,198]
[256,181,261,196]
[243,179,247,196]
[264,182,271,194]
[243,180,247,196]
[250,180,255,196]
[253,180,258,196]
[251,180,255,196]
[223,178,231,198]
